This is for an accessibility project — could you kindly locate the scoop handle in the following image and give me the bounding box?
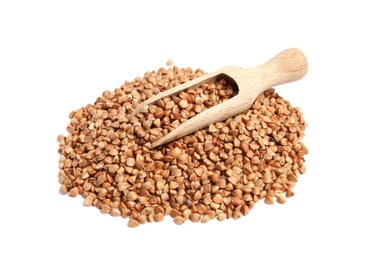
[256,48,308,88]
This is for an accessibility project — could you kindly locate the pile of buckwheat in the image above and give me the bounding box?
[57,62,308,228]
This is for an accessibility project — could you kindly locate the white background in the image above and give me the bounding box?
[1,1,371,259]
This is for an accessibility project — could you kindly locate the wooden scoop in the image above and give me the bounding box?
[129,48,308,148]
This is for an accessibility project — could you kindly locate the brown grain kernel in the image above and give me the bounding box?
[264,196,274,205]
[126,158,135,167]
[84,194,94,206]
[232,210,241,220]
[110,208,121,217]
[276,196,286,204]
[137,215,147,224]
[154,213,165,222]
[190,213,201,223]
[196,204,207,215]
[205,210,216,219]
[69,187,79,197]
[201,215,211,223]
[212,194,223,204]
[128,219,139,228]
[231,196,242,206]
[182,209,192,219]
[217,213,227,221]
[59,185,68,195]
[127,191,138,201]
[166,59,173,66]
[286,189,295,198]
[108,164,120,173]
[121,208,130,218]
[156,180,164,191]
[147,214,155,223]
[274,190,283,197]
[241,205,250,216]
[154,206,165,214]
[142,182,153,190]
[165,206,172,215]
[178,99,188,109]
[174,216,185,225]
[209,173,220,183]
[170,209,181,218]
[117,182,129,192]
[228,175,238,185]
[262,172,272,183]
[100,204,111,214]
[193,191,202,201]
[82,181,92,191]
[252,186,261,196]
